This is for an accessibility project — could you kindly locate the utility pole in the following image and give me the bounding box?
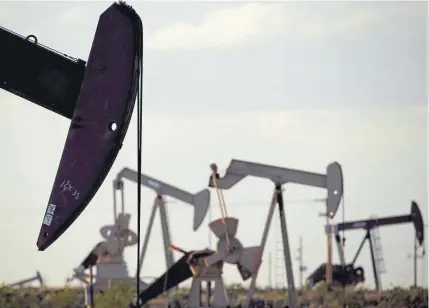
[296,236,307,288]
[326,202,333,290]
[319,200,333,291]
[414,232,418,287]
[268,252,272,288]
[208,204,212,249]
[411,224,426,287]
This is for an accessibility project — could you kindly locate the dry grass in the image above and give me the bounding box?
[0,283,427,307]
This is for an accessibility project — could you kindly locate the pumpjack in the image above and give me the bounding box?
[67,167,210,291]
[129,217,262,308]
[9,271,45,288]
[128,159,344,308]
[0,25,85,118]
[307,201,425,291]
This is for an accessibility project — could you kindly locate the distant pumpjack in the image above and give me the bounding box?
[307,201,425,291]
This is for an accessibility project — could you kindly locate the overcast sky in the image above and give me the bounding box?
[0,1,427,290]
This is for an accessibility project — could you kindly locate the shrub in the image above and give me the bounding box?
[0,283,427,307]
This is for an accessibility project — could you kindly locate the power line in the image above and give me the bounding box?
[166,198,326,206]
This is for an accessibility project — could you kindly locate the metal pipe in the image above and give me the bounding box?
[245,189,278,307]
[368,233,380,292]
[277,184,297,306]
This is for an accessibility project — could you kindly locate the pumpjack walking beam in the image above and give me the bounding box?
[333,201,425,291]
[9,271,44,288]
[208,159,344,308]
[0,25,85,119]
[114,168,211,284]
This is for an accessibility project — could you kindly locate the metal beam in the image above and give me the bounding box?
[335,201,424,246]
[337,215,411,231]
[116,167,210,230]
[210,159,343,217]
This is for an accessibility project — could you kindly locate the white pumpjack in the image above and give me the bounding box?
[188,217,262,308]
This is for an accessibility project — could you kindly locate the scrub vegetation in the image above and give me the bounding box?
[0,283,427,307]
